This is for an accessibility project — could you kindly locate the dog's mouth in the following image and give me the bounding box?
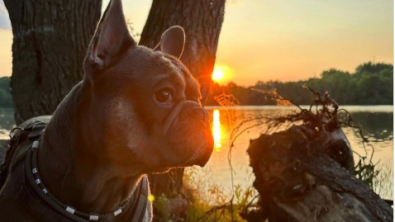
[183,142,213,167]
[159,100,214,168]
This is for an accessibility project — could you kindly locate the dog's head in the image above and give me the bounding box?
[81,0,213,172]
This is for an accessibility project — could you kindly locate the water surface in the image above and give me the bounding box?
[0,106,393,200]
[197,105,393,200]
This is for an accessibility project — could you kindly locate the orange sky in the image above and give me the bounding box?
[0,0,393,86]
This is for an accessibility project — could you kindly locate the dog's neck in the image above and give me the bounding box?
[37,81,144,214]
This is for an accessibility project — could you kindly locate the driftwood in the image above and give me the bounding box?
[244,90,393,222]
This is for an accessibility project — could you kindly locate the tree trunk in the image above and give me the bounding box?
[139,0,224,220]
[4,0,101,124]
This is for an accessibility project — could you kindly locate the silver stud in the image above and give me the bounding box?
[89,215,99,221]
[32,168,38,174]
[32,141,39,149]
[66,206,75,214]
[42,188,48,194]
[113,208,122,216]
[35,179,41,184]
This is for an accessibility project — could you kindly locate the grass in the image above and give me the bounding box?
[176,167,258,222]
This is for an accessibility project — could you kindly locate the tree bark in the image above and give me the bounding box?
[139,1,224,220]
[4,0,101,124]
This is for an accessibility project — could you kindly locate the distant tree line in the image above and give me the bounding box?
[0,62,392,108]
[0,77,12,108]
[206,62,393,106]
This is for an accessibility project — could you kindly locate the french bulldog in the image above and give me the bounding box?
[0,0,213,221]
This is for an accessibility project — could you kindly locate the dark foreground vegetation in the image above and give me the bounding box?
[206,62,393,106]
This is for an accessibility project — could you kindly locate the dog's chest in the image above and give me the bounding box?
[0,121,152,222]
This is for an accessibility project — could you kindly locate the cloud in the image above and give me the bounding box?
[0,1,11,30]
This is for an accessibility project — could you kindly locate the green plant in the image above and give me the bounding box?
[153,194,170,221]
[182,167,258,222]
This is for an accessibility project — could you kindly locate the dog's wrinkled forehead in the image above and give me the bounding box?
[152,52,184,73]
[124,47,201,102]
[156,53,201,103]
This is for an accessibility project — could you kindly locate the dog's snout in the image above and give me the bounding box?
[192,108,208,121]
[178,101,209,122]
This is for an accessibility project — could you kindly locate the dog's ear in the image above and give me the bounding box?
[158,26,185,58]
[84,0,135,73]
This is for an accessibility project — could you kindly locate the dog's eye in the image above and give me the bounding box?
[155,90,173,105]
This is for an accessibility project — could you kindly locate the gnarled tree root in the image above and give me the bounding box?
[246,125,392,222]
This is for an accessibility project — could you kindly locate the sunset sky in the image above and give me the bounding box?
[0,0,393,86]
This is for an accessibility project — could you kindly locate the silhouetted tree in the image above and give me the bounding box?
[204,62,393,106]
[4,0,102,124]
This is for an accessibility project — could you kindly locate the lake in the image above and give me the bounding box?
[0,106,393,200]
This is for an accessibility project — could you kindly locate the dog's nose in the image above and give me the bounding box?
[192,108,208,122]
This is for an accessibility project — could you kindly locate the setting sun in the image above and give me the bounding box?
[212,66,224,82]
[211,65,232,83]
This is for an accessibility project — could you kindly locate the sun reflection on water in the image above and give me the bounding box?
[212,109,222,151]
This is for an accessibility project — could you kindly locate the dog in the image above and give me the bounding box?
[0,0,214,221]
